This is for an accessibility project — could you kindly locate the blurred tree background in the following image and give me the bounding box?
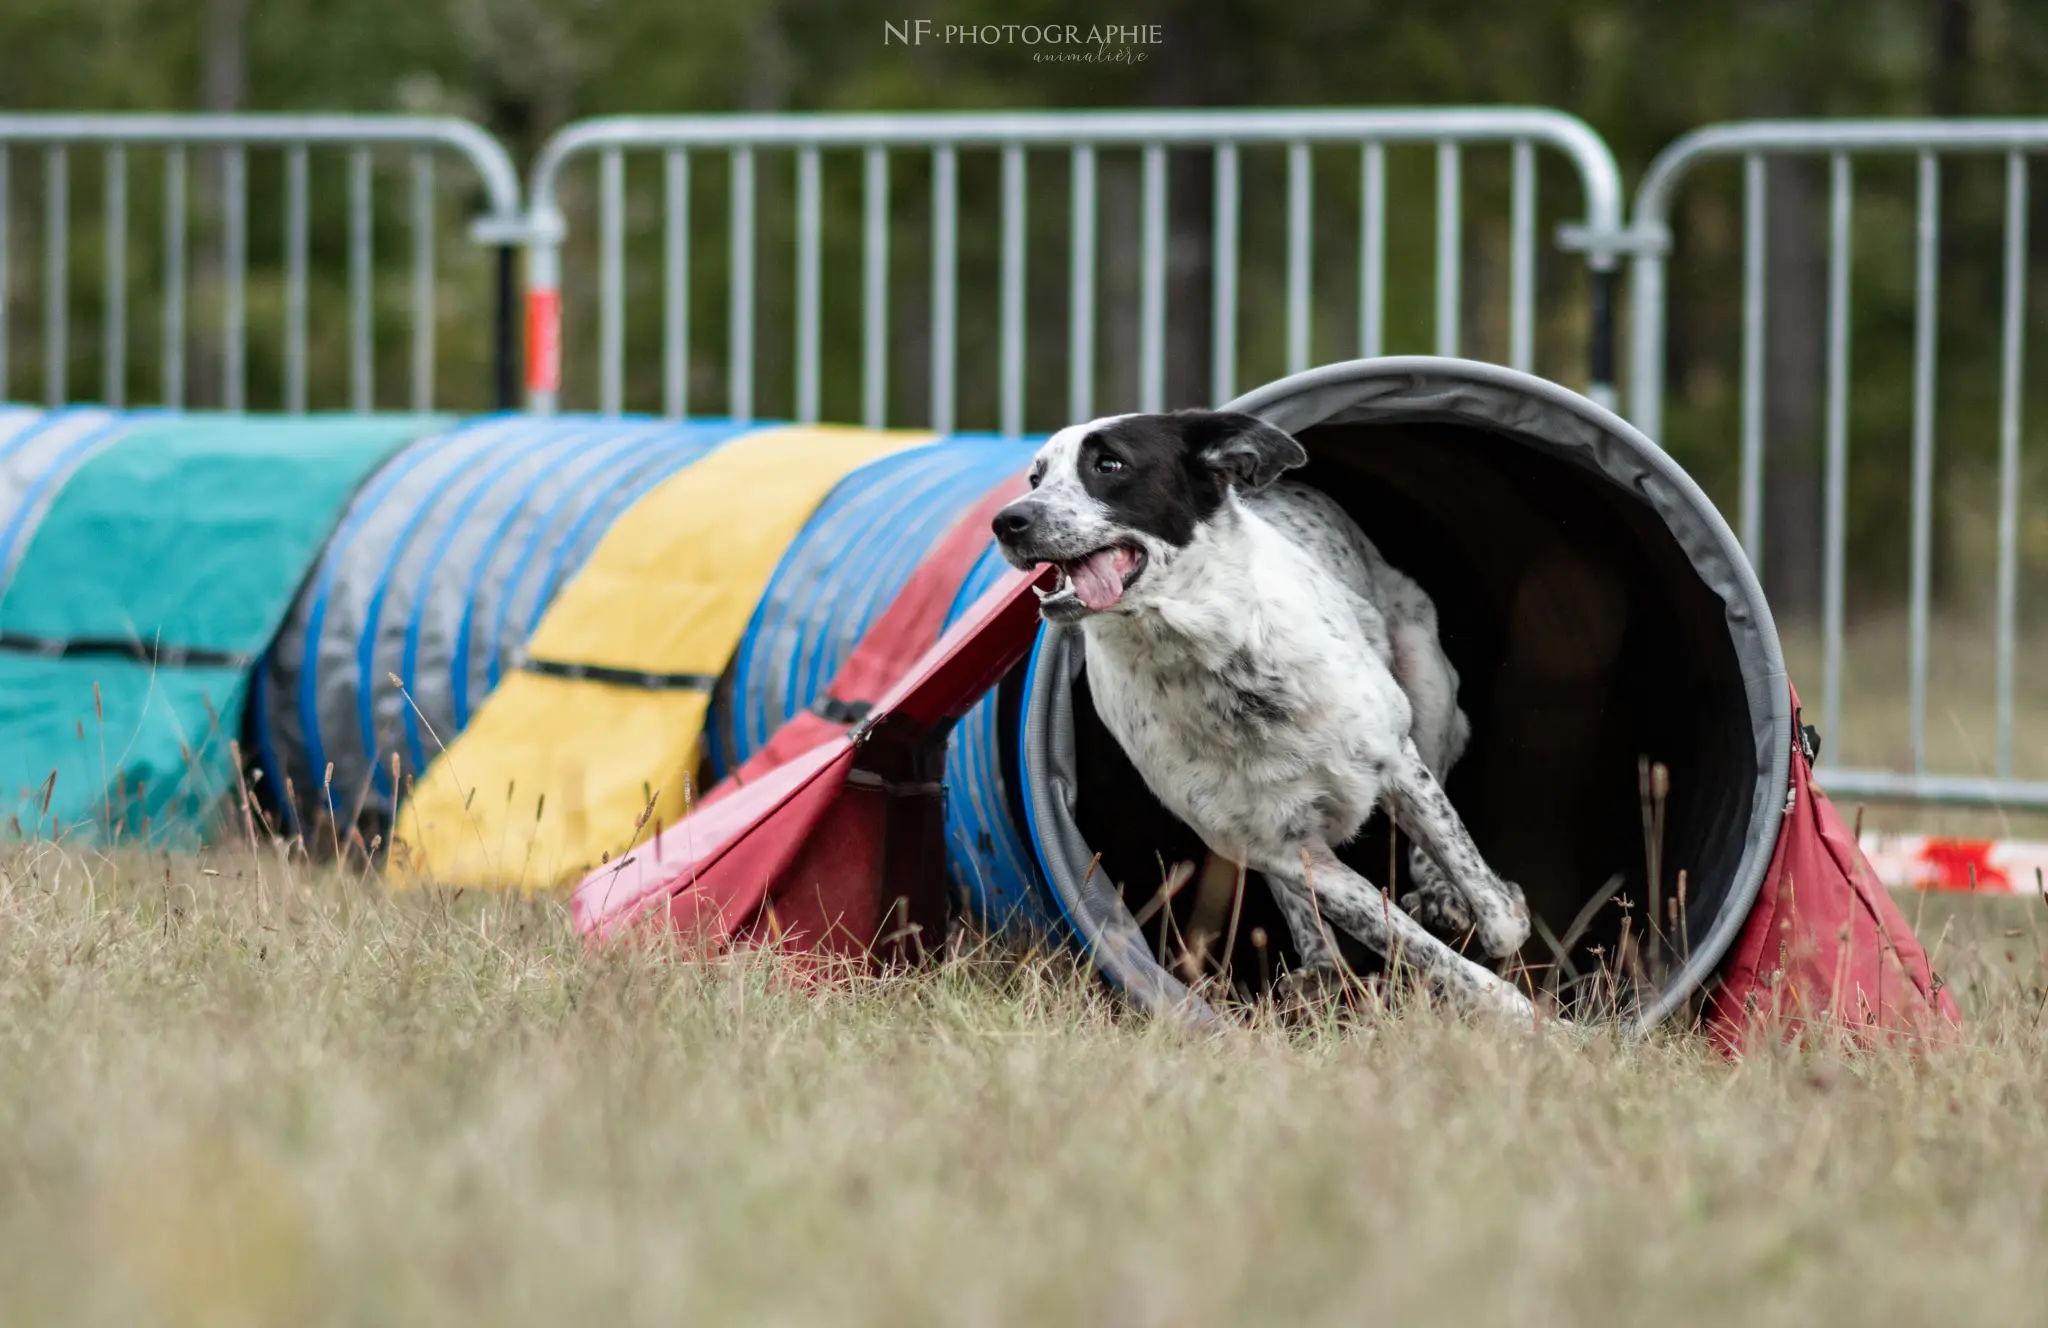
[5,0,2048,618]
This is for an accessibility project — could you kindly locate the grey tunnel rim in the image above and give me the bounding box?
[1018,356,1792,1030]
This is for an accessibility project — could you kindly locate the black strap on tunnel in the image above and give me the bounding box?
[810,695,873,724]
[520,655,721,692]
[0,631,251,669]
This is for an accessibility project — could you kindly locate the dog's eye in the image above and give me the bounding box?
[1093,454,1124,474]
[1028,467,1044,488]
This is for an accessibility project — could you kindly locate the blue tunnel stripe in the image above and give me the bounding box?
[730,447,940,755]
[296,415,515,808]
[354,417,556,797]
[781,447,990,744]
[448,420,678,724]
[0,410,144,602]
[728,438,1028,765]
[485,424,721,689]
[514,419,760,645]
[943,540,1051,928]
[724,447,925,761]
[1017,625,1087,944]
[801,443,1026,711]
[396,417,620,770]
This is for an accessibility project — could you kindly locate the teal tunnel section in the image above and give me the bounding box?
[252,415,757,837]
[702,435,1064,934]
[0,412,445,841]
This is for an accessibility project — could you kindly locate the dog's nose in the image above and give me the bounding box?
[992,503,1036,544]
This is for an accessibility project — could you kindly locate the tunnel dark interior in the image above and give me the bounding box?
[1045,419,1760,1007]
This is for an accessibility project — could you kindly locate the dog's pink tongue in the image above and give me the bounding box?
[1070,548,1132,611]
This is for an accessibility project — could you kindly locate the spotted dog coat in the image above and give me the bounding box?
[992,410,1536,1018]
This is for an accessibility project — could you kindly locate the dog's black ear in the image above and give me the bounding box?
[1179,411,1308,494]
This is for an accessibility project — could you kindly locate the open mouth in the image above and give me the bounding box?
[1038,544,1147,615]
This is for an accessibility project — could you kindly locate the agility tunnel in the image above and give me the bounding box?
[569,357,1952,1040]
[0,408,446,840]
[0,360,1951,1037]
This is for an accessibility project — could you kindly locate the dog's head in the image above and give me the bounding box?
[991,410,1308,622]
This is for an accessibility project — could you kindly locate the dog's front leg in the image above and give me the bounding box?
[1382,737,1531,960]
[1263,845,1540,1021]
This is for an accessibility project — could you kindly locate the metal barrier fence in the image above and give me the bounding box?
[520,109,1628,427]
[0,114,525,412]
[1629,120,2048,810]
[10,105,2033,817]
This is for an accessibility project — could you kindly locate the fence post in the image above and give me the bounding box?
[506,208,562,416]
[494,245,519,412]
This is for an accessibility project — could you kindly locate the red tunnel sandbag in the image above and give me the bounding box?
[1705,687,1962,1050]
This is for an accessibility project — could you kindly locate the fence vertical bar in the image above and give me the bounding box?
[1211,143,1238,406]
[1435,141,1460,357]
[0,150,8,399]
[1997,150,2028,779]
[1907,152,1940,776]
[163,147,185,409]
[729,146,754,424]
[1627,249,1664,437]
[44,146,66,406]
[796,145,821,424]
[930,145,956,434]
[862,145,889,429]
[1069,144,1096,422]
[1509,139,1535,373]
[1139,143,1166,413]
[1739,153,1767,569]
[410,149,434,413]
[599,146,624,416]
[349,147,373,412]
[663,150,689,419]
[1822,153,1853,751]
[1286,141,1312,376]
[103,146,126,406]
[223,144,245,412]
[285,144,308,413]
[1360,142,1384,359]
[1000,142,1026,438]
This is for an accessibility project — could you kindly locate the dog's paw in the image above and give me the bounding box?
[1403,880,1476,944]
[1274,966,1352,1013]
[1404,878,1530,960]
[1474,879,1533,960]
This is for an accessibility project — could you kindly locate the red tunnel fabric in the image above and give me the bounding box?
[1705,686,1963,1052]
[570,565,1051,954]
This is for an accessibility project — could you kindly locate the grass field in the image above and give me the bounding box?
[0,836,2043,1327]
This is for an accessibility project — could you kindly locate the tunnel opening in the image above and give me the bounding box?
[1019,360,1789,1026]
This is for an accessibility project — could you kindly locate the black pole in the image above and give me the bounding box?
[493,244,519,411]
[1588,267,1617,410]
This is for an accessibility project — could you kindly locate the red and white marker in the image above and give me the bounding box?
[1858,833,2048,894]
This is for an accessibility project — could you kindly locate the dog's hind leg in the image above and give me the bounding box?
[1263,844,1538,1020]
[1384,593,1468,782]
[1383,737,1531,960]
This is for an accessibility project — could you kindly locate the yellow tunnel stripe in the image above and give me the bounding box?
[395,424,937,890]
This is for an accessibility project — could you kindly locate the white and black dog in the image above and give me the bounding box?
[992,409,1538,1019]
